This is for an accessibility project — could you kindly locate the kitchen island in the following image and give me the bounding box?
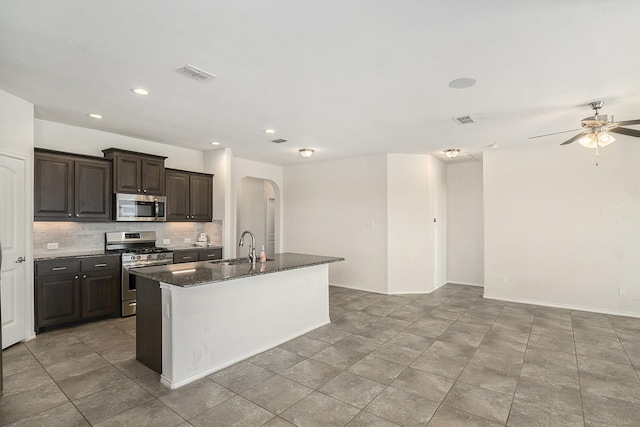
[130,253,344,389]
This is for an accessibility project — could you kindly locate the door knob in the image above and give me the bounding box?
[16,256,25,263]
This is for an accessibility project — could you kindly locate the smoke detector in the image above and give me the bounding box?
[454,115,475,125]
[176,64,217,82]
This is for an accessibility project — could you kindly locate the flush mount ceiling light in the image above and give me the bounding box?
[265,129,275,134]
[210,141,221,146]
[299,148,315,158]
[132,88,149,95]
[444,149,461,158]
[88,113,103,119]
[448,78,477,89]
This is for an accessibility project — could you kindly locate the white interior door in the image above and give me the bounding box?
[1,153,27,348]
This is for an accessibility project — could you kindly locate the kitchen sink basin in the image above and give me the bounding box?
[212,258,273,266]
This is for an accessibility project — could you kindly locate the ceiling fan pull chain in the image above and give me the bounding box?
[595,144,599,166]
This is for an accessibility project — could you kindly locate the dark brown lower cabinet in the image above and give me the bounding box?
[35,256,120,332]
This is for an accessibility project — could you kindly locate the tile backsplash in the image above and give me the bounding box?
[33,220,222,254]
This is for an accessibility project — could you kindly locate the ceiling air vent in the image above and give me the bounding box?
[271,138,287,144]
[176,64,217,82]
[454,115,475,125]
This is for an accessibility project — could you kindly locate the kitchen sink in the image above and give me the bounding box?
[212,258,273,266]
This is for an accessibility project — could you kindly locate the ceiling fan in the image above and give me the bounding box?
[530,101,640,147]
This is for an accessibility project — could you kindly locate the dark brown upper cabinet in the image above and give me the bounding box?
[34,149,111,221]
[102,148,167,195]
[165,168,213,222]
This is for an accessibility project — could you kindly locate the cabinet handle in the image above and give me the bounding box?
[183,256,192,259]
[94,263,107,267]
[51,267,67,271]
[128,302,137,307]
[75,275,79,279]
[138,189,141,192]
[83,274,87,278]
[67,213,72,217]
[186,216,189,219]
[207,254,217,257]
[76,214,79,217]
[143,189,147,193]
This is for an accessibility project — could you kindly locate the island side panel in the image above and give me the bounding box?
[160,264,330,388]
[136,276,162,374]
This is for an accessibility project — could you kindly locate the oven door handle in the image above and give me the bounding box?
[155,199,159,221]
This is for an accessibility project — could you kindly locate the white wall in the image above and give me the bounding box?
[35,120,204,171]
[0,91,34,157]
[386,154,432,293]
[232,157,283,258]
[284,155,389,293]
[484,142,640,317]
[447,161,483,286]
[237,177,270,256]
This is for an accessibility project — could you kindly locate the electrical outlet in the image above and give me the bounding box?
[500,275,508,284]
[619,287,627,296]
[47,242,58,250]
[162,239,171,245]
[184,238,192,243]
[366,219,375,229]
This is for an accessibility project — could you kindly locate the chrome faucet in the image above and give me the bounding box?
[239,230,257,263]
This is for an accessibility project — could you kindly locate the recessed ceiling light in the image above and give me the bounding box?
[132,88,149,95]
[88,113,103,119]
[211,141,221,146]
[448,78,476,89]
[265,129,275,134]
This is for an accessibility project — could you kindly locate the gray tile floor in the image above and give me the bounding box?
[2,284,640,426]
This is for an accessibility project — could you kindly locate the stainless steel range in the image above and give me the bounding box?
[105,231,173,316]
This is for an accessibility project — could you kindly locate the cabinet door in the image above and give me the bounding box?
[81,270,120,318]
[75,159,111,221]
[113,154,142,193]
[34,153,74,219]
[36,274,82,329]
[165,170,190,221]
[198,248,222,261]
[174,250,199,263]
[189,174,213,222]
[142,158,165,195]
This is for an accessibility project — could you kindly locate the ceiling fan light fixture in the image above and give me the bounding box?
[579,133,597,148]
[444,149,461,158]
[596,131,615,147]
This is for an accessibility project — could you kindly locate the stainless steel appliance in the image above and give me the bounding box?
[105,231,173,316]
[114,193,167,222]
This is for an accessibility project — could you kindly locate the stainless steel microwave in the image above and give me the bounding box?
[115,193,167,221]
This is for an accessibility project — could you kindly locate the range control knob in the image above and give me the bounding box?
[147,254,152,260]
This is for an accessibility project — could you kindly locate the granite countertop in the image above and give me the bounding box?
[33,250,120,261]
[129,252,344,288]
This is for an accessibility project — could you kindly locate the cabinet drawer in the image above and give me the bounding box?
[35,259,80,276]
[198,248,222,261]
[174,250,199,263]
[81,256,120,272]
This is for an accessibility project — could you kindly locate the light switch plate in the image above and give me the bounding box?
[184,238,192,243]
[162,239,171,245]
[47,242,58,250]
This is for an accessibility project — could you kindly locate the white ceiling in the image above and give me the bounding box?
[2,1,640,165]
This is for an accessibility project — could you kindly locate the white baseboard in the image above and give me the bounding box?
[447,281,484,287]
[483,293,640,319]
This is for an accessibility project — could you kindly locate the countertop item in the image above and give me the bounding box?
[33,250,120,261]
[130,252,344,288]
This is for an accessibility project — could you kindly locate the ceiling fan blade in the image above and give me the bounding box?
[613,119,640,127]
[528,128,581,140]
[560,132,587,146]
[609,127,640,137]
